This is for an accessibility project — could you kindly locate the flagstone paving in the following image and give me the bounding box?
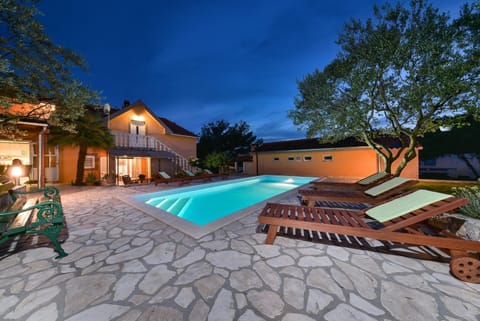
[0,183,479,321]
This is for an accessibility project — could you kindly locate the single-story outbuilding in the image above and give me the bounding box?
[244,137,420,180]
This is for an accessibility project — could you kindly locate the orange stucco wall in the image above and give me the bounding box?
[58,146,107,183]
[245,147,419,180]
[160,134,197,160]
[108,105,166,135]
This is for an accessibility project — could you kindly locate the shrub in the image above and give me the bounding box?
[85,173,97,185]
[103,173,118,180]
[204,152,232,174]
[453,185,480,219]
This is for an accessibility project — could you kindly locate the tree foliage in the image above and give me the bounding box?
[197,120,261,161]
[203,152,232,174]
[0,0,98,136]
[289,0,480,176]
[48,110,114,185]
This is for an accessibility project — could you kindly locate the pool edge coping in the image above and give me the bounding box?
[118,178,312,239]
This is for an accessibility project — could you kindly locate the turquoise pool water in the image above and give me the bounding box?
[134,175,315,226]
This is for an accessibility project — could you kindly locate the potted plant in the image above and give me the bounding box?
[103,173,117,185]
[85,173,97,186]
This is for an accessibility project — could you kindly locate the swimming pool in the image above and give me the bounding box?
[122,175,316,238]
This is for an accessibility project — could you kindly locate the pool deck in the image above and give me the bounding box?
[0,180,479,321]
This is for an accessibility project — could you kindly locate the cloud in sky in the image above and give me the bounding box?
[38,0,466,141]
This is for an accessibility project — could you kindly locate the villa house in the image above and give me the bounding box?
[1,100,198,185]
[85,100,198,184]
[244,137,420,180]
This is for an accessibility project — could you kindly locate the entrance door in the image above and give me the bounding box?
[116,157,151,183]
[129,120,146,147]
[44,146,59,182]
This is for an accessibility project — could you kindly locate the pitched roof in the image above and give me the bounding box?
[257,137,367,152]
[257,136,418,152]
[109,100,197,137]
[159,117,197,137]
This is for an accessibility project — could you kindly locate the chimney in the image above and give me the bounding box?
[122,100,130,109]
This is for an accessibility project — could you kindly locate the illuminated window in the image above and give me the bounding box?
[323,155,333,162]
[84,155,95,169]
[304,155,312,161]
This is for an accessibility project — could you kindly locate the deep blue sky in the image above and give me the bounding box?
[38,0,464,141]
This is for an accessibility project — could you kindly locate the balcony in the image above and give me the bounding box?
[112,132,169,151]
[110,132,193,171]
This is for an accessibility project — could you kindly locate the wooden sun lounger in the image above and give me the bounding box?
[258,191,480,283]
[153,171,187,185]
[300,177,418,207]
[311,172,393,191]
[183,170,212,183]
[203,169,228,180]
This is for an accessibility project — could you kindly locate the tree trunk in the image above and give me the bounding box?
[75,144,88,185]
[394,147,417,177]
[383,157,393,175]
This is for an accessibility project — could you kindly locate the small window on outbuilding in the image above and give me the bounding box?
[322,155,333,162]
[295,156,302,161]
[273,157,280,161]
[84,155,95,169]
[304,155,312,161]
[288,156,295,161]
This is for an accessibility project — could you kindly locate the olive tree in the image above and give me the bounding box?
[0,0,98,137]
[289,0,479,175]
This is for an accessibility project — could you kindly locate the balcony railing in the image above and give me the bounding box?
[111,132,194,171]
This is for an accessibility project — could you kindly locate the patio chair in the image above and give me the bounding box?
[299,177,418,207]
[311,172,393,191]
[258,189,480,283]
[122,175,138,185]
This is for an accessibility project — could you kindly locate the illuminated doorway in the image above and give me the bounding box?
[116,157,151,182]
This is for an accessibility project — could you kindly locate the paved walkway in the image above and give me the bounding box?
[0,183,479,321]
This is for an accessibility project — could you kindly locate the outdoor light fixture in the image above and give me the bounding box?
[12,165,22,186]
[439,125,452,132]
[103,102,111,114]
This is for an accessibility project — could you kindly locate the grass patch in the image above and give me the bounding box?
[413,180,480,219]
[413,180,478,194]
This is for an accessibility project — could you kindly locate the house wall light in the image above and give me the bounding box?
[439,125,452,132]
[11,159,23,186]
[131,115,145,122]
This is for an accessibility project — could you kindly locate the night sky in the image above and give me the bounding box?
[37,0,464,141]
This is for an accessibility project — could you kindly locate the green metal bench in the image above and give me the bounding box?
[0,186,67,259]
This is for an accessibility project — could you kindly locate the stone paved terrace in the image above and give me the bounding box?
[0,181,479,321]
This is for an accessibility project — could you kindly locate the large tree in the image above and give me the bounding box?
[48,110,114,185]
[0,0,98,137]
[289,0,479,176]
[197,120,262,161]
